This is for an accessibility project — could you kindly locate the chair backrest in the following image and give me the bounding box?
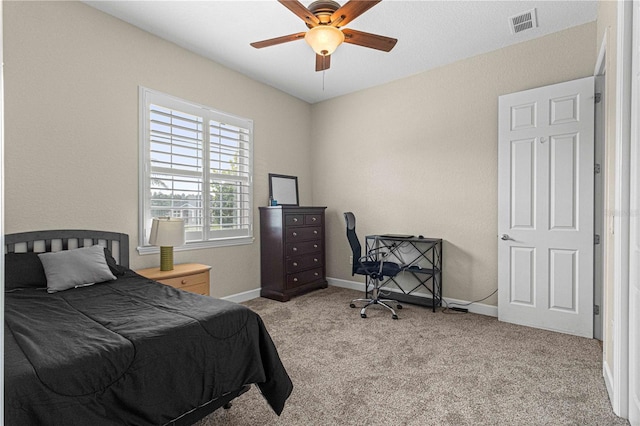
[344,212,361,275]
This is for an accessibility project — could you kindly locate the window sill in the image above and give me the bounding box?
[137,236,254,255]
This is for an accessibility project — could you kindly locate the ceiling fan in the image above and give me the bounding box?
[250,0,397,72]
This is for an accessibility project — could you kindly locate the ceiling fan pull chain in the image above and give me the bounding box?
[322,56,326,91]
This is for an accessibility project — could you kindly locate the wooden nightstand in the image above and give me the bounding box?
[136,263,211,296]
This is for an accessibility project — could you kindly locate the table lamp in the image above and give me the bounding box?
[149,217,185,271]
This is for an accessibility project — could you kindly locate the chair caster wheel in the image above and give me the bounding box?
[350,303,356,308]
[397,304,403,309]
[392,314,398,320]
[361,313,367,318]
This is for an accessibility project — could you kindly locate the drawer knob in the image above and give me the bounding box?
[181,279,187,284]
[292,232,297,237]
[312,217,317,221]
[293,262,298,266]
[293,247,298,252]
[293,278,298,282]
[314,272,319,276]
[293,218,298,222]
[314,244,318,248]
[314,230,318,234]
[314,258,318,262]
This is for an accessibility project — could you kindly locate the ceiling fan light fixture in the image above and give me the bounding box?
[304,25,344,56]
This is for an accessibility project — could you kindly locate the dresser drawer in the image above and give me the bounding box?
[286,267,324,289]
[159,271,208,290]
[305,214,322,225]
[285,213,323,227]
[287,253,323,272]
[286,226,321,242]
[285,214,305,226]
[286,240,322,257]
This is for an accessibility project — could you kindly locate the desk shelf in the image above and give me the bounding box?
[365,235,443,312]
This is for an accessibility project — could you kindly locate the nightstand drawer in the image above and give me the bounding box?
[177,282,209,296]
[160,271,208,290]
[136,264,211,296]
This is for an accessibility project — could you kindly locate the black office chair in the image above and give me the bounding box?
[344,212,402,319]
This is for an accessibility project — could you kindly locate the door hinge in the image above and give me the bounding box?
[594,234,601,245]
[594,164,601,174]
[594,305,600,315]
[595,92,602,103]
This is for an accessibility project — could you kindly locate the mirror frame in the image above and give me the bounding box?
[268,174,299,206]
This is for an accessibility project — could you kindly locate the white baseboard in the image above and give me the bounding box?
[327,277,498,317]
[327,277,365,292]
[221,278,498,318]
[221,287,261,303]
[444,296,498,317]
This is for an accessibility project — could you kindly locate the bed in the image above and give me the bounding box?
[4,229,293,425]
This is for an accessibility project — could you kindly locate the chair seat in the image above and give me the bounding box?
[355,261,402,278]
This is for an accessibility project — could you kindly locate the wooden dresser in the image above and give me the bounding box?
[136,263,211,296]
[259,206,328,301]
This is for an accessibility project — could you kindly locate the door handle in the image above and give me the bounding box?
[500,234,512,241]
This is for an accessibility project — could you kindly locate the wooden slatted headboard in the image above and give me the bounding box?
[5,230,130,268]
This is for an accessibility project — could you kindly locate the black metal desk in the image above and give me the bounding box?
[365,235,443,312]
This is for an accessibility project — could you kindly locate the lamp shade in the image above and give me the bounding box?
[304,26,345,56]
[149,218,185,247]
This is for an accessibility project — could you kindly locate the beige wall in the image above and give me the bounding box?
[312,22,597,305]
[3,1,312,297]
[4,1,599,306]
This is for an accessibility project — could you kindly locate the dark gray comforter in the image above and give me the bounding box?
[5,270,293,425]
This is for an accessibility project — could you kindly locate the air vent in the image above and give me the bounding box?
[509,8,538,34]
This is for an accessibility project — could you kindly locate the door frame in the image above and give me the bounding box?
[594,69,605,342]
[603,0,633,418]
[628,1,639,423]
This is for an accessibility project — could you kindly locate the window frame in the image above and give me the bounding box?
[138,87,254,255]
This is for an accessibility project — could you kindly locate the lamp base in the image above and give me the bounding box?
[159,246,174,271]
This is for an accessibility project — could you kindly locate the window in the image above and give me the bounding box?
[138,88,253,253]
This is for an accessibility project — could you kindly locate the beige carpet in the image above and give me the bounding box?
[196,286,628,425]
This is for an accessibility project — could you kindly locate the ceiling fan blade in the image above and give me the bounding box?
[342,28,397,52]
[330,0,381,27]
[250,32,307,49]
[278,0,320,27]
[315,54,331,72]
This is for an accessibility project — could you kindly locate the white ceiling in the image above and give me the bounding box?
[84,0,598,104]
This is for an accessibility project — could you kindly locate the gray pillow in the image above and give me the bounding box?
[38,245,117,293]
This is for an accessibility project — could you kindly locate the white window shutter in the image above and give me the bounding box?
[139,88,253,251]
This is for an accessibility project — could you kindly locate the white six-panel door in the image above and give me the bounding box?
[498,76,595,338]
